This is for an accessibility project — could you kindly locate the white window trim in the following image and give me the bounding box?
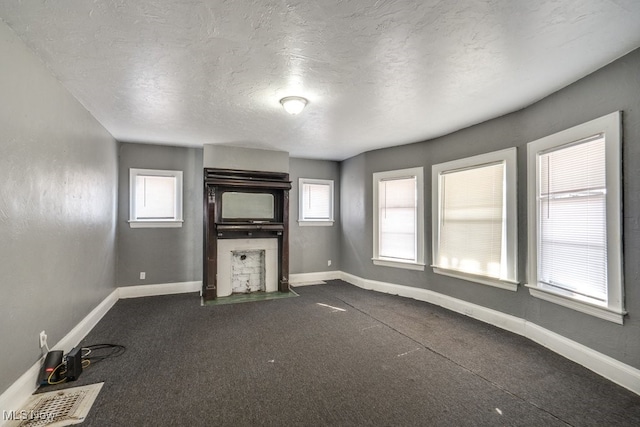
[298,178,335,226]
[372,167,425,271]
[431,148,518,291]
[526,111,625,324]
[298,221,334,227]
[129,168,183,229]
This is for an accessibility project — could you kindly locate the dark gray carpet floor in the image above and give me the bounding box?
[41,280,640,426]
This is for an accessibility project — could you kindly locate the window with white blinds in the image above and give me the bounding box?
[298,178,334,225]
[373,167,425,270]
[432,148,517,290]
[538,136,607,301]
[129,168,183,228]
[379,176,417,261]
[135,175,177,220]
[527,111,624,324]
[439,162,504,276]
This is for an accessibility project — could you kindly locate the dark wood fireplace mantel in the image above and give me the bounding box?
[203,168,292,301]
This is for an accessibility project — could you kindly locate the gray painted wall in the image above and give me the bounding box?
[117,150,337,286]
[340,48,640,369]
[289,158,341,274]
[203,144,289,173]
[117,143,203,286]
[0,21,118,394]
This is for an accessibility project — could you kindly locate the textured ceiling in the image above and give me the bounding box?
[1,0,640,160]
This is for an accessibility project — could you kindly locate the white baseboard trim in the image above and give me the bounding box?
[339,271,640,396]
[339,272,526,335]
[290,271,341,285]
[0,362,42,424]
[118,281,201,299]
[1,281,200,421]
[0,289,119,421]
[524,322,640,395]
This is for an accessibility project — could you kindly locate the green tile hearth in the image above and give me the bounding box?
[202,290,299,306]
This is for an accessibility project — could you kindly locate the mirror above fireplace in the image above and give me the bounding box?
[221,192,275,221]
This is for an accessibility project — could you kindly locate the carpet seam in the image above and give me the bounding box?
[331,291,576,427]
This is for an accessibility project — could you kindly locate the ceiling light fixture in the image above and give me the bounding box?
[280,96,308,115]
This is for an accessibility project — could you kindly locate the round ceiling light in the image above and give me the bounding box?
[280,96,308,115]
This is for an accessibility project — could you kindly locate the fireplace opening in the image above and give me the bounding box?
[231,250,265,294]
[216,238,278,297]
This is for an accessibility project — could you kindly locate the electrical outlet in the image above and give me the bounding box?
[140,272,146,280]
[328,260,332,266]
[39,331,47,348]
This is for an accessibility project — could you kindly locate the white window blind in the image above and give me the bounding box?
[298,178,334,224]
[437,162,505,278]
[526,111,623,323]
[432,148,517,289]
[129,168,183,228]
[302,182,331,220]
[538,135,607,301]
[135,175,177,220]
[378,176,417,261]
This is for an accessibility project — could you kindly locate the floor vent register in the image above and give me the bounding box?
[6,383,103,427]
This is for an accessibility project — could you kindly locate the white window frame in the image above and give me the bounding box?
[432,148,518,291]
[129,168,183,228]
[298,178,334,226]
[526,111,625,324]
[372,167,425,271]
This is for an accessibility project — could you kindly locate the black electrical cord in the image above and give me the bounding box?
[38,344,125,388]
[81,344,126,364]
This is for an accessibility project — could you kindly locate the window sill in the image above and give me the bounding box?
[526,284,626,324]
[129,220,183,229]
[298,220,334,227]
[433,267,518,291]
[372,258,425,271]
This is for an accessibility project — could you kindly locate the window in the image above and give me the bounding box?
[129,168,183,228]
[526,111,624,323]
[372,167,425,270]
[432,148,518,290]
[298,178,334,226]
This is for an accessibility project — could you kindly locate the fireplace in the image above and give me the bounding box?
[203,168,291,301]
[216,238,278,297]
[231,250,265,294]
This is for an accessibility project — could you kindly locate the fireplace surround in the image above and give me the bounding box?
[203,168,291,301]
[216,238,278,297]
